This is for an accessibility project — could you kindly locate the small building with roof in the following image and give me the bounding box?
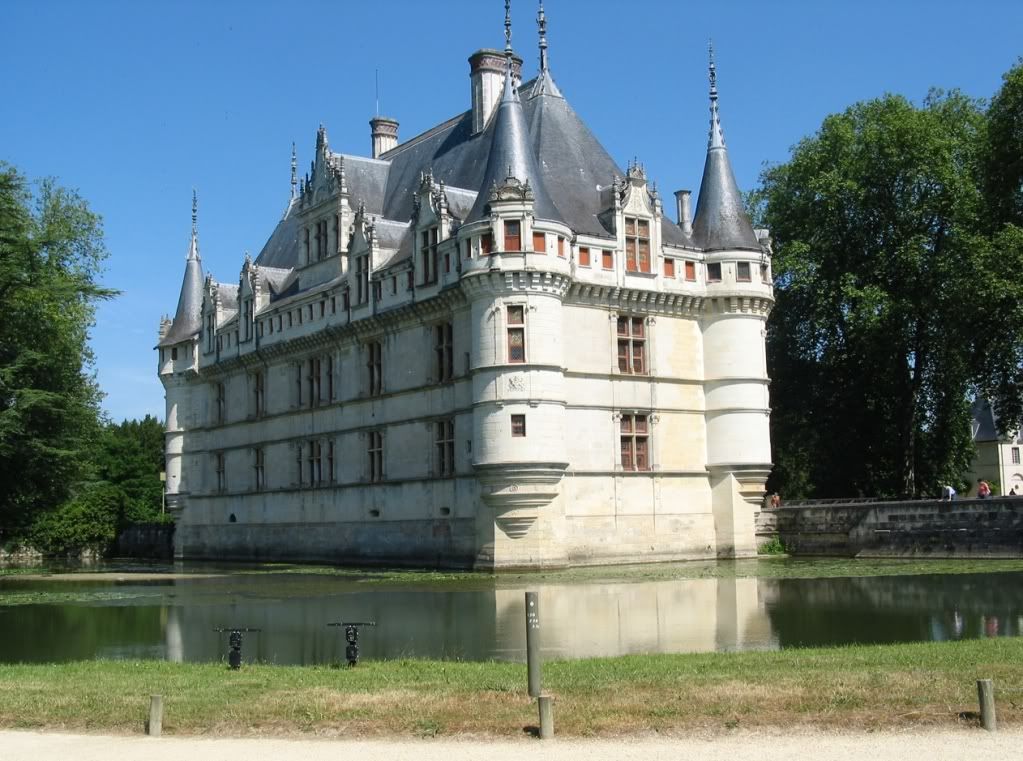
[156,3,775,568]
[968,399,1023,496]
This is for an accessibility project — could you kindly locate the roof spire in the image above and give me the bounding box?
[537,1,548,74]
[191,187,198,240]
[691,44,761,251]
[708,40,725,149]
[505,0,513,58]
[290,142,297,199]
[161,189,204,346]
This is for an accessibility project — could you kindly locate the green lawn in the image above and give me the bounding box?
[0,638,1019,737]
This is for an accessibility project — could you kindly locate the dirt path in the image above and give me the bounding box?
[1,728,1018,761]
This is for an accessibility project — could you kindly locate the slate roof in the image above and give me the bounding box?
[160,233,204,346]
[254,74,625,272]
[466,66,563,224]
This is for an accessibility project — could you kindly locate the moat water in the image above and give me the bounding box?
[1,559,1021,665]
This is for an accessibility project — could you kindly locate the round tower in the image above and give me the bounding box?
[460,48,571,569]
[692,47,774,557]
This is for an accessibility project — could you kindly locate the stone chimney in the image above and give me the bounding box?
[370,116,399,158]
[675,189,693,236]
[469,49,523,135]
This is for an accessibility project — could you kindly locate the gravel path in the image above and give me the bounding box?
[2,728,1019,761]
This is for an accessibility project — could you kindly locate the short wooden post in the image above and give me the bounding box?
[147,694,163,737]
[977,679,996,732]
[538,695,554,739]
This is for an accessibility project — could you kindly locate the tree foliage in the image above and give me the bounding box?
[0,164,113,536]
[756,88,1023,499]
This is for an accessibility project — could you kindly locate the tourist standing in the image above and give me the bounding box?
[977,479,992,499]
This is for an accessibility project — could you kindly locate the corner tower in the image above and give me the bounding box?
[693,47,774,556]
[157,191,204,514]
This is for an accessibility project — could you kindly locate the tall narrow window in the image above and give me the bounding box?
[624,217,651,273]
[481,232,493,255]
[435,322,454,382]
[736,262,752,282]
[214,382,226,425]
[215,452,226,493]
[707,262,722,282]
[620,414,650,471]
[511,414,526,437]
[295,363,303,407]
[1012,447,1021,465]
[368,430,383,482]
[253,448,265,491]
[685,261,697,281]
[617,317,647,375]
[558,236,565,258]
[326,356,334,401]
[578,246,591,267]
[367,341,383,395]
[253,371,265,417]
[308,357,321,407]
[420,228,437,284]
[601,249,613,270]
[295,445,304,486]
[507,305,525,363]
[327,440,335,483]
[436,419,455,476]
[532,231,546,253]
[356,255,369,303]
[504,220,521,251]
[761,263,771,283]
[307,440,322,485]
[663,258,675,278]
[303,227,310,263]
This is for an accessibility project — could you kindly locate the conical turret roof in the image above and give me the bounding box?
[160,198,204,346]
[467,61,563,224]
[691,50,761,252]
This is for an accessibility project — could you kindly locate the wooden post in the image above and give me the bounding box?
[538,695,554,739]
[977,679,996,732]
[147,694,163,737]
[525,591,541,698]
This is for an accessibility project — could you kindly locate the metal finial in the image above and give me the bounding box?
[707,40,725,149]
[537,1,548,73]
[191,188,197,236]
[505,0,513,56]
[708,40,717,100]
[290,143,297,198]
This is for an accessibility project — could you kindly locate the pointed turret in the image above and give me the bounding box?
[160,190,205,345]
[691,44,760,252]
[467,7,562,224]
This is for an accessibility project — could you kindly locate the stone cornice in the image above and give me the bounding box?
[460,270,572,299]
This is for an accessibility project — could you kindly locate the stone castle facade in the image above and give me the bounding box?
[157,6,774,569]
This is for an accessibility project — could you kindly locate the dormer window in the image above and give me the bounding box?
[420,226,438,284]
[504,220,521,252]
[356,255,369,303]
[624,217,651,273]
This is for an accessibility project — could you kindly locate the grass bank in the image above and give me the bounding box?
[1,638,1021,737]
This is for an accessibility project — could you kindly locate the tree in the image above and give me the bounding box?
[984,59,1023,230]
[755,91,1023,499]
[0,164,113,539]
[979,60,1023,434]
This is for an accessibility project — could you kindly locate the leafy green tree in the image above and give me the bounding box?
[0,164,113,540]
[93,415,166,522]
[984,59,1023,229]
[756,91,1023,499]
[979,61,1023,434]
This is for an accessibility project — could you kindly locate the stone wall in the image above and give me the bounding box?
[763,497,1023,558]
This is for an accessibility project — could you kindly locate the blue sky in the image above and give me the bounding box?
[3,0,1022,422]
